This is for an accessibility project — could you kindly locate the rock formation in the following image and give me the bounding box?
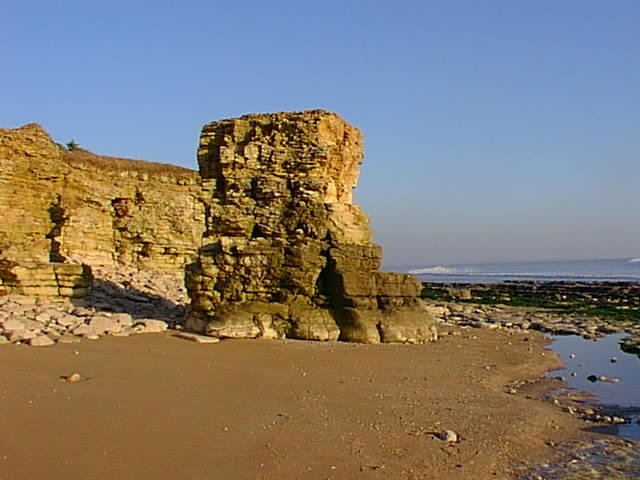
[0,261,92,298]
[1,113,436,344]
[0,123,65,265]
[0,123,205,297]
[186,110,437,343]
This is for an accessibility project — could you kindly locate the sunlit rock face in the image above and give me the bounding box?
[0,123,204,297]
[186,110,437,343]
[0,124,204,272]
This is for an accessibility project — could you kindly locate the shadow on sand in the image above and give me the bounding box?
[72,278,187,326]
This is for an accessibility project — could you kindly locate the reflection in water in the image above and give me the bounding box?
[549,333,640,440]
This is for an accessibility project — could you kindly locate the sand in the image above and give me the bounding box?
[0,327,592,480]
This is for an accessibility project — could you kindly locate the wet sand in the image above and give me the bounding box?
[0,328,591,480]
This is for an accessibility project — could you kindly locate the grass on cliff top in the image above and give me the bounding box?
[63,150,197,176]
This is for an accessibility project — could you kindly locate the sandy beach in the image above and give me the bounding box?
[0,327,592,480]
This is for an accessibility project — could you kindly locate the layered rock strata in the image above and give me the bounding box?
[186,110,436,343]
[0,124,205,274]
[0,123,64,264]
[1,113,436,345]
[0,261,92,297]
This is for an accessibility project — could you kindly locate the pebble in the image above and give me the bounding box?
[56,315,79,327]
[2,319,29,331]
[65,373,82,383]
[57,335,80,344]
[174,332,220,344]
[599,376,620,384]
[72,324,99,337]
[89,315,121,334]
[134,319,168,333]
[110,331,130,337]
[10,329,37,342]
[29,335,55,347]
[438,430,458,442]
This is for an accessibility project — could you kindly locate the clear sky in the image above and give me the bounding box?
[3,1,639,267]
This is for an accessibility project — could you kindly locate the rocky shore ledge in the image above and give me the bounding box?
[422,281,640,355]
[421,281,640,479]
[0,266,187,346]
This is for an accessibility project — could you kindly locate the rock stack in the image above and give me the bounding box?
[186,110,437,343]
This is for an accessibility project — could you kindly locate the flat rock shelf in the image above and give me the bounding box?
[421,281,640,479]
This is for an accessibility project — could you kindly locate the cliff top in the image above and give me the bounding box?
[1,123,197,178]
[62,149,196,178]
[213,109,338,123]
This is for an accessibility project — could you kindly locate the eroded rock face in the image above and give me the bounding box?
[0,261,92,297]
[0,124,204,273]
[1,114,436,344]
[186,110,437,343]
[0,123,65,264]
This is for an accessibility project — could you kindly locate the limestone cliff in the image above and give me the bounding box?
[58,150,204,271]
[0,124,205,274]
[0,124,65,264]
[1,114,436,344]
[186,110,437,343]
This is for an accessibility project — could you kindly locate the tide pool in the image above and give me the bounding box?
[549,333,640,440]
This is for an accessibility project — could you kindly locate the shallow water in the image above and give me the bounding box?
[549,333,640,440]
[520,334,640,479]
[522,439,640,480]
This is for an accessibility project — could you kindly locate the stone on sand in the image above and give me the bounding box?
[29,335,55,347]
[174,332,220,344]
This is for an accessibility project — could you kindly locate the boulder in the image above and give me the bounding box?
[89,315,122,334]
[9,329,39,343]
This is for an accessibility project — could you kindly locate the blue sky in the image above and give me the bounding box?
[3,1,639,266]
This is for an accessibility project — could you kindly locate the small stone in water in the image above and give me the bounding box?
[599,376,620,383]
[587,375,598,382]
[569,353,576,359]
[609,357,617,363]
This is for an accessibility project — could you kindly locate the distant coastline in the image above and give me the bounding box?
[392,258,640,284]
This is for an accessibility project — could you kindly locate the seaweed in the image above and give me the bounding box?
[421,281,640,324]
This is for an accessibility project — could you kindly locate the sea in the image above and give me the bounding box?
[400,256,640,442]
[398,257,640,284]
